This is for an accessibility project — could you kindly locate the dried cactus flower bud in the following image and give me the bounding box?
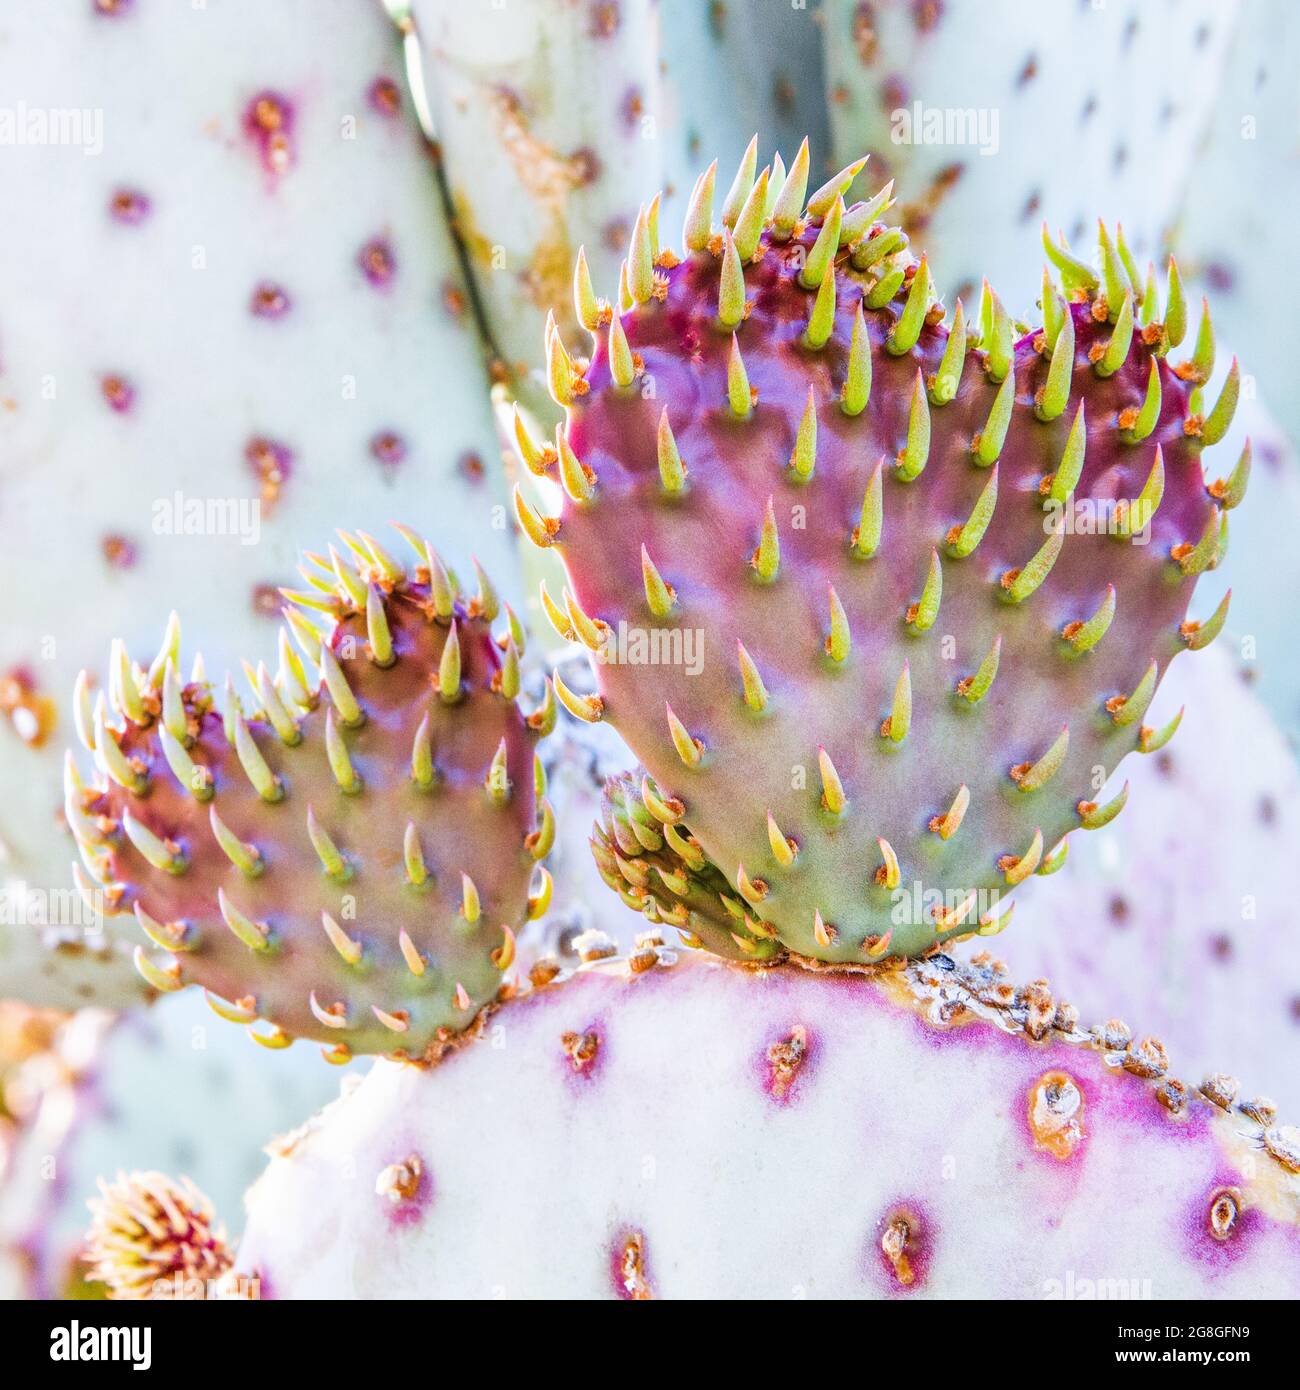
[84,1171,232,1300]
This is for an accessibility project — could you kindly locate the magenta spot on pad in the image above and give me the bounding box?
[243,91,295,177]
[250,282,291,319]
[358,237,396,288]
[755,1022,816,1106]
[459,450,486,483]
[245,436,293,498]
[109,188,150,224]
[99,374,135,414]
[101,534,137,569]
[370,431,407,469]
[378,1153,432,1230]
[609,1229,653,1300]
[558,1018,605,1090]
[368,77,402,118]
[1182,1177,1265,1272]
[620,87,645,131]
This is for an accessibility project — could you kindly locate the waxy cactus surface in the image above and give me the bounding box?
[821,0,1239,309]
[0,0,1289,1312]
[232,945,1300,1299]
[522,149,1243,964]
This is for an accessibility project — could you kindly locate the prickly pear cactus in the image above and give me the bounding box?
[519,148,1244,963]
[83,1171,235,1301]
[658,0,830,226]
[64,533,554,1060]
[232,945,1300,1298]
[820,0,1239,309]
[0,0,514,1007]
[400,0,832,404]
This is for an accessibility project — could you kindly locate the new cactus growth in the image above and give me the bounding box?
[84,1171,234,1300]
[0,990,348,1298]
[519,146,1243,964]
[64,533,553,1060]
[0,0,1292,1308]
[232,943,1300,1298]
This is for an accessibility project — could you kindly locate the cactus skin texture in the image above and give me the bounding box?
[658,0,830,225]
[232,946,1300,1298]
[522,148,1242,964]
[820,0,1239,308]
[402,0,663,387]
[1168,2,1300,447]
[65,534,553,1060]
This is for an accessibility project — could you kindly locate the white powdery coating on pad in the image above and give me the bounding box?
[235,953,1300,1299]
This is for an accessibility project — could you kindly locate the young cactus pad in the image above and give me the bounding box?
[519,146,1242,964]
[64,530,554,1061]
[232,945,1300,1298]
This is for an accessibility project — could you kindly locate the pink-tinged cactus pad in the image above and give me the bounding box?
[233,948,1300,1298]
[522,148,1241,964]
[65,534,553,1059]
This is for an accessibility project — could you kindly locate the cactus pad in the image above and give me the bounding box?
[64,531,554,1061]
[521,148,1244,963]
[233,946,1300,1298]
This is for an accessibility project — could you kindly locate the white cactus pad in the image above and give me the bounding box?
[235,948,1300,1298]
[407,0,831,400]
[410,0,663,382]
[0,0,512,1004]
[1177,4,1300,445]
[821,0,1238,313]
